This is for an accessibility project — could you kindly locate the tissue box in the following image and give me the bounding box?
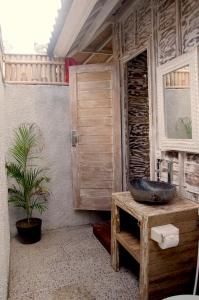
[151,224,179,249]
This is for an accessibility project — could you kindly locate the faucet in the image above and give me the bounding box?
[167,161,173,184]
[156,159,162,182]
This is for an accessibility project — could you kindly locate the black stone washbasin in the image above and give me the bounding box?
[129,179,176,204]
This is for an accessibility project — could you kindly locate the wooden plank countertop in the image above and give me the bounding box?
[112,192,199,221]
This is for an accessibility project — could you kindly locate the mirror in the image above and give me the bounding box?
[164,66,192,139]
[157,47,199,153]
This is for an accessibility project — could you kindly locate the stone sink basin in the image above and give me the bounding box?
[129,179,176,204]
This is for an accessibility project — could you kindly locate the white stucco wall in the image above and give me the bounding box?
[5,84,102,235]
[0,75,10,299]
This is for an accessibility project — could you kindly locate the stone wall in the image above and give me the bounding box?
[5,84,102,235]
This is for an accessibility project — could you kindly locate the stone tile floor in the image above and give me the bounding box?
[8,225,139,300]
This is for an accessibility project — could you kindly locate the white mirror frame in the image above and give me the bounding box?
[157,47,199,153]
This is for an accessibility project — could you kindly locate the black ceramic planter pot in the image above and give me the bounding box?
[16,218,42,244]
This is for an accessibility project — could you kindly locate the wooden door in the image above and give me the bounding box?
[70,64,122,210]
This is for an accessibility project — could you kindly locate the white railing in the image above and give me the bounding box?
[4,54,67,85]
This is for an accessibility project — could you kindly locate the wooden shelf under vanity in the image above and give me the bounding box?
[116,231,140,263]
[111,192,199,300]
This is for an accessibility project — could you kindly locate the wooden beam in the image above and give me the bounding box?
[83,54,98,65]
[67,21,112,57]
[53,0,98,57]
[78,0,120,52]
[106,55,113,63]
[81,20,113,52]
[81,50,112,55]
[95,35,113,51]
[83,53,112,64]
[83,36,113,64]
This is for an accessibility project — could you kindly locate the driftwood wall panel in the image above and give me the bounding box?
[121,0,199,63]
[127,51,150,181]
[181,0,199,53]
[136,2,152,49]
[122,12,136,56]
[121,0,152,58]
[118,0,199,200]
[185,154,199,197]
[112,23,121,60]
[157,0,177,64]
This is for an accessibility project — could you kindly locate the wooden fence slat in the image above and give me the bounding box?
[56,64,61,82]
[32,55,36,81]
[61,64,65,82]
[51,64,56,82]
[38,63,41,81]
[46,63,50,82]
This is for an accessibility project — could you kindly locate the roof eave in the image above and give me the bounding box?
[49,0,98,57]
[48,0,73,57]
[48,0,123,58]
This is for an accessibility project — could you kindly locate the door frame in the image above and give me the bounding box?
[120,40,155,189]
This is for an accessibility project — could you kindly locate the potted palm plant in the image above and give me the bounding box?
[6,123,50,244]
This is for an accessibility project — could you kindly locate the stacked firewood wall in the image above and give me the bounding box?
[127,51,150,181]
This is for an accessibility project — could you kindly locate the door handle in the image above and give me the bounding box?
[72,130,78,147]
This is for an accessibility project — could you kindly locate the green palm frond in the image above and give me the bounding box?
[23,168,49,195]
[30,201,47,214]
[9,123,38,168]
[8,185,26,209]
[9,196,26,209]
[8,185,23,197]
[6,163,24,184]
[6,123,50,221]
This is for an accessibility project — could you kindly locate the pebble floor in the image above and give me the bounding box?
[8,225,139,300]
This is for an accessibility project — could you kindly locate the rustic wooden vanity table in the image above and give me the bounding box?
[111,192,199,300]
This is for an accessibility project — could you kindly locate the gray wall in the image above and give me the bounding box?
[0,73,10,299]
[5,84,102,235]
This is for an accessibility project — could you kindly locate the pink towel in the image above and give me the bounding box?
[65,57,77,82]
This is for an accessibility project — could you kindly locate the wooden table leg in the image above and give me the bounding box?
[140,217,149,300]
[111,198,120,271]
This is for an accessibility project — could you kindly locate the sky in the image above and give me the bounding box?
[0,0,61,54]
